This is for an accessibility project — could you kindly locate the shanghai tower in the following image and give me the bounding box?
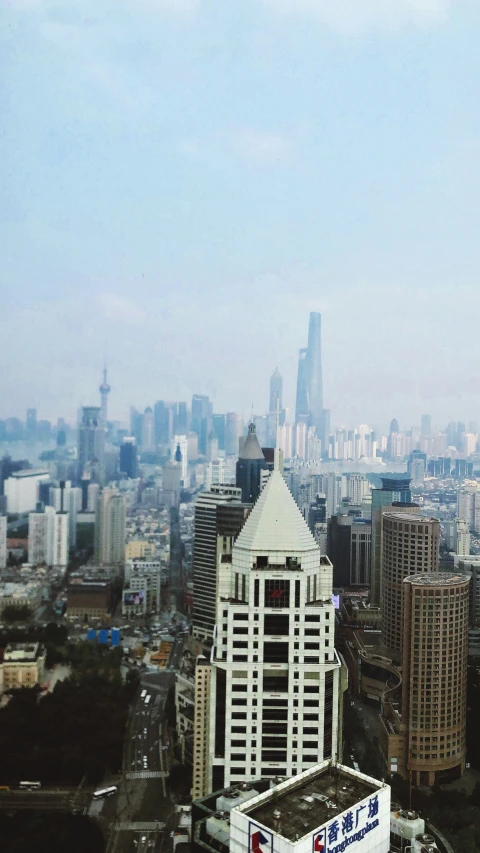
[295,312,323,432]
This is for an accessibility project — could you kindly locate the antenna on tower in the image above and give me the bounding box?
[250,402,254,425]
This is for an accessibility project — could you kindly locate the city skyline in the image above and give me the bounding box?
[4,3,480,424]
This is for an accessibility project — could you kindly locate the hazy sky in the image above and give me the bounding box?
[2,1,480,430]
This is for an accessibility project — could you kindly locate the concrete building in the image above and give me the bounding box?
[327,514,371,587]
[269,367,283,414]
[381,512,440,659]
[370,477,412,607]
[98,366,111,424]
[192,485,250,643]
[94,488,126,564]
[344,474,370,505]
[0,642,47,694]
[192,656,212,800]
[0,513,7,570]
[5,469,50,514]
[401,573,469,785]
[204,463,342,793]
[0,581,44,617]
[77,406,105,485]
[122,558,161,618]
[141,407,155,452]
[455,519,470,556]
[171,435,188,484]
[120,437,138,478]
[66,580,112,620]
[225,413,244,457]
[192,761,390,853]
[236,423,267,504]
[125,539,156,560]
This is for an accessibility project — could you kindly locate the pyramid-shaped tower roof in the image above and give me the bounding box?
[234,469,318,553]
[239,423,265,461]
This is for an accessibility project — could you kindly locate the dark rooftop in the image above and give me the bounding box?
[245,765,379,841]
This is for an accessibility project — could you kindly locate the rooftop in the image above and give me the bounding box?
[234,469,319,554]
[9,469,48,479]
[242,763,381,841]
[405,572,470,587]
[383,512,439,523]
[239,423,265,461]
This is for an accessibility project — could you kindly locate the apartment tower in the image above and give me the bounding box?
[401,573,469,785]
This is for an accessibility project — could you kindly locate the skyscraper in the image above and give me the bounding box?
[28,503,69,568]
[269,367,283,413]
[26,408,37,440]
[0,513,7,570]
[192,485,250,642]
[225,412,244,456]
[401,573,469,785]
[204,463,341,793]
[370,476,412,606]
[77,406,105,485]
[236,423,267,503]
[141,407,155,452]
[120,437,138,478]
[98,366,111,424]
[295,313,324,437]
[381,512,440,659]
[154,400,172,446]
[420,414,431,439]
[94,489,126,564]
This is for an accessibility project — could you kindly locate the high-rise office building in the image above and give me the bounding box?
[171,435,188,484]
[212,414,226,452]
[26,408,37,440]
[94,489,126,564]
[154,400,172,447]
[420,414,431,439]
[192,394,212,455]
[381,512,440,659]
[235,423,267,504]
[269,367,283,413]
[98,366,111,424]
[327,514,371,587]
[207,429,219,463]
[225,413,243,456]
[370,477,412,607]
[0,513,7,570]
[204,464,341,793]
[192,485,250,643]
[120,437,138,479]
[141,407,155,452]
[78,406,105,485]
[401,573,469,786]
[295,312,324,435]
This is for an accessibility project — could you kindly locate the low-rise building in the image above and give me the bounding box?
[125,539,156,560]
[0,580,44,617]
[192,760,391,853]
[0,642,47,693]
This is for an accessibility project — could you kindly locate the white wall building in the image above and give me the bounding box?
[455,518,471,556]
[28,505,69,568]
[5,470,50,514]
[0,514,7,570]
[205,462,341,793]
[122,558,161,617]
[172,434,189,484]
[230,761,391,853]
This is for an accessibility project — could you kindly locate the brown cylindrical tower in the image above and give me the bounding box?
[381,512,440,658]
[401,573,469,786]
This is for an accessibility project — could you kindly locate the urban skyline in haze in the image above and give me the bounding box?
[4,3,480,424]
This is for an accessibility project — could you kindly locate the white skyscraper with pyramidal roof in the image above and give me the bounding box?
[200,459,341,796]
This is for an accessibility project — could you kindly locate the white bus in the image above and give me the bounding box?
[93,786,117,799]
[140,689,147,699]
[19,781,41,790]
[144,695,151,706]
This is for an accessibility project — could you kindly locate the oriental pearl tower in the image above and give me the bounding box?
[99,364,111,424]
